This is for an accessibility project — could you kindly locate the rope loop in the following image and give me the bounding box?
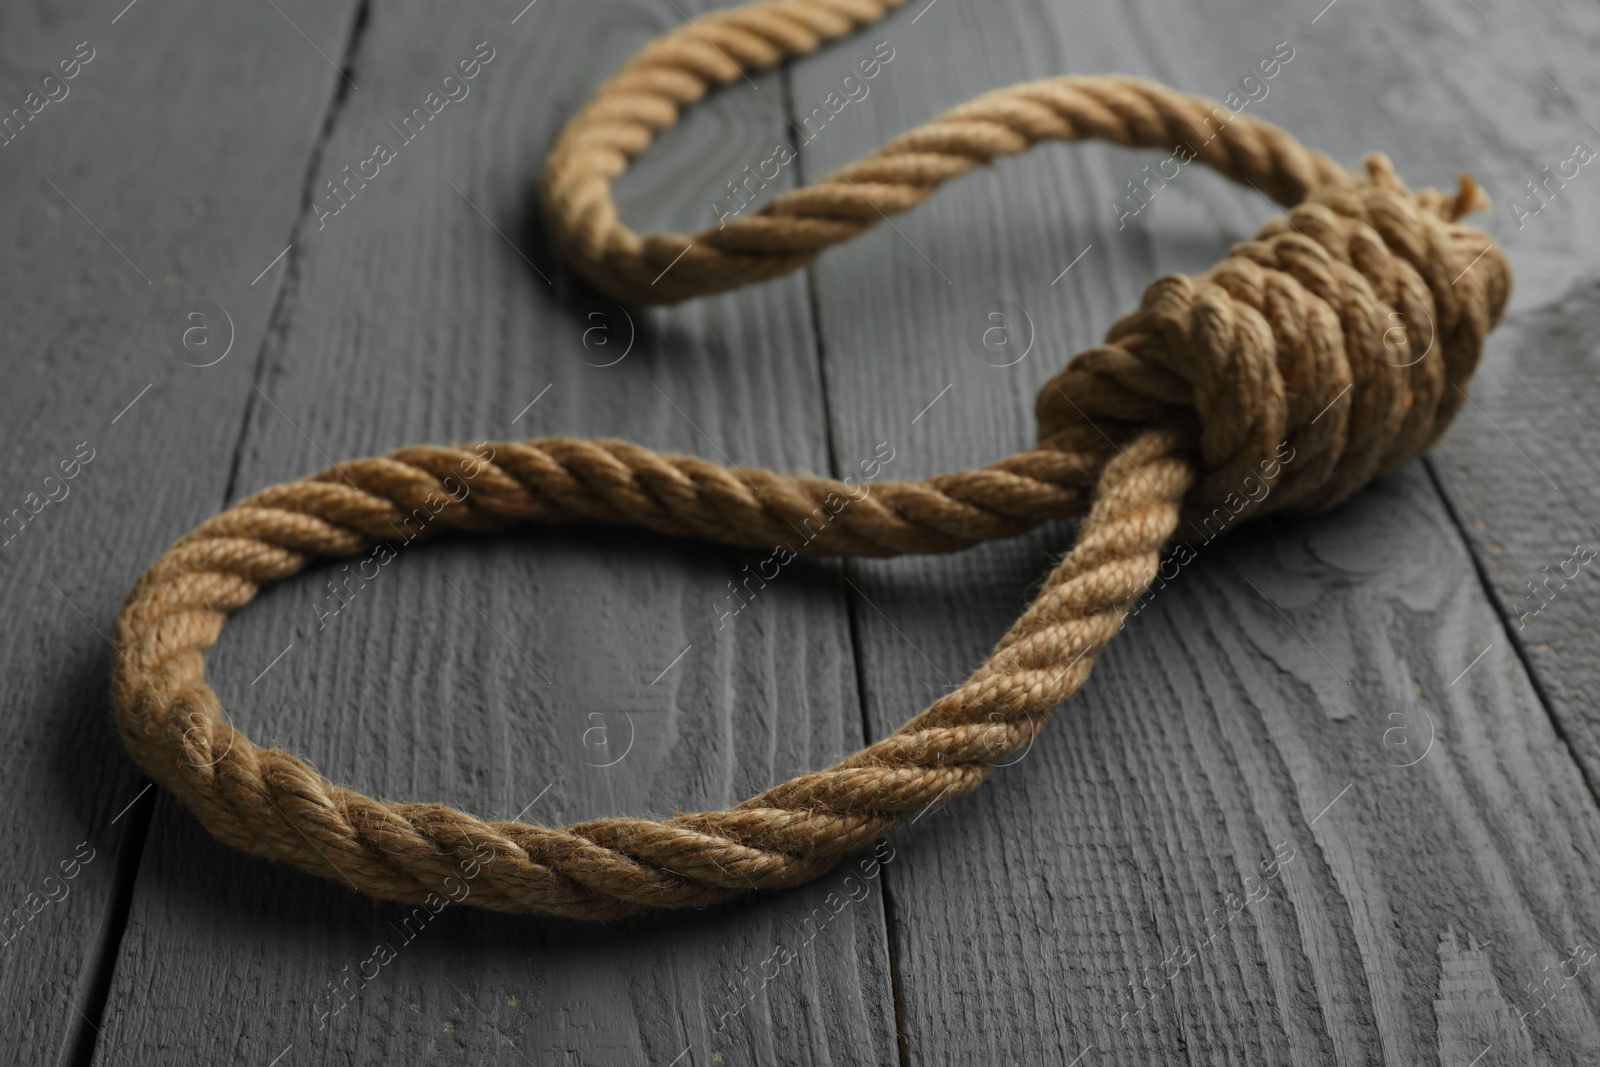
[111,0,1511,918]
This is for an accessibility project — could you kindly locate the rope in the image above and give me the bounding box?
[111,0,1512,919]
[542,0,1356,303]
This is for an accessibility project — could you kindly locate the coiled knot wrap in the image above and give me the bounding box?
[111,0,1510,919]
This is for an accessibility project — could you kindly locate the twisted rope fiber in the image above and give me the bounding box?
[543,0,1355,304]
[113,1,1512,919]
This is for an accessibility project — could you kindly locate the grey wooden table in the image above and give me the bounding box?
[6,0,1600,1064]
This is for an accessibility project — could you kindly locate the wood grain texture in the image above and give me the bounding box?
[787,0,1600,1063]
[1416,0,1600,797]
[0,1,360,1062]
[87,2,899,1065]
[10,0,1600,1064]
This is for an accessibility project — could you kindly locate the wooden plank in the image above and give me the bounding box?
[789,0,1600,1062]
[1415,0,1600,796]
[1432,287,1600,793]
[0,0,361,1062]
[88,2,900,1065]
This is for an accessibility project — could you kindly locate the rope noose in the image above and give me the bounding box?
[112,0,1511,918]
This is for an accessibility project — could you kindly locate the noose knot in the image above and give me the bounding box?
[111,11,1520,920]
[1036,154,1511,522]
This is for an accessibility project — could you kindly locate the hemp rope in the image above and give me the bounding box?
[112,0,1511,919]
